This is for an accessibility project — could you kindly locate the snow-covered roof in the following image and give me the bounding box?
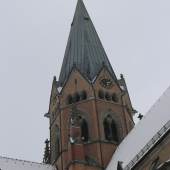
[0,156,55,170]
[107,86,170,170]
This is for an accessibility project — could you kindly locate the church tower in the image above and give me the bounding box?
[46,0,135,169]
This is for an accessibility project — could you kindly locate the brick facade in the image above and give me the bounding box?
[49,68,134,170]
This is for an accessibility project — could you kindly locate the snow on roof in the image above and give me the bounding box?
[107,86,170,170]
[0,156,55,170]
[57,86,62,93]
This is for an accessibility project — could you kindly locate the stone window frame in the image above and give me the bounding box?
[101,111,123,143]
[69,109,91,143]
[103,115,119,142]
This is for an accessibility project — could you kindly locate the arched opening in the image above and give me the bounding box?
[80,119,89,142]
[111,120,118,142]
[67,95,73,104]
[98,90,104,99]
[112,93,118,103]
[105,92,111,101]
[73,92,80,103]
[103,115,118,142]
[80,91,87,100]
[103,118,111,140]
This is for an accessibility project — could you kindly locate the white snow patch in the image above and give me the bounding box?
[57,87,62,93]
[107,86,170,170]
[92,76,97,83]
[0,156,55,170]
[120,85,125,91]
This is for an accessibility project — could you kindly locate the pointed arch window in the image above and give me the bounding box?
[80,118,89,142]
[103,115,118,142]
[111,120,118,142]
[112,93,118,103]
[98,90,104,99]
[73,92,80,103]
[66,91,87,105]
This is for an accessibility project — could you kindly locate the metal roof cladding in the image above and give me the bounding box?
[58,0,117,86]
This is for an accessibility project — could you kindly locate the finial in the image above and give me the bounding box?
[53,76,56,81]
[43,139,50,164]
[138,113,144,120]
[120,74,124,79]
[45,139,50,144]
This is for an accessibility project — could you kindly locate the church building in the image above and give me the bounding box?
[0,0,169,170]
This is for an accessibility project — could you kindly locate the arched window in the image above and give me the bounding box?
[73,92,80,103]
[67,95,73,104]
[111,120,118,142]
[98,90,104,99]
[80,118,89,142]
[112,93,118,103]
[80,91,87,100]
[103,118,111,140]
[105,92,111,101]
[103,115,118,142]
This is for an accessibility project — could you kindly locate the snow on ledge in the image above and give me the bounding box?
[0,156,56,170]
[106,86,170,170]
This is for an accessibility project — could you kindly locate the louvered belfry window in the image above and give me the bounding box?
[103,115,118,142]
[80,118,89,142]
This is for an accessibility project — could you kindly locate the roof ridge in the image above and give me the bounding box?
[0,155,53,167]
[124,120,170,170]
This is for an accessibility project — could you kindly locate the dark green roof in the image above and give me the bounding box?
[59,0,117,85]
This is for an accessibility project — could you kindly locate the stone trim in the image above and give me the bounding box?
[66,160,104,170]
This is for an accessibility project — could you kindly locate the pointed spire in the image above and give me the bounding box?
[59,0,117,85]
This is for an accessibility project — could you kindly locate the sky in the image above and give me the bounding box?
[0,0,170,163]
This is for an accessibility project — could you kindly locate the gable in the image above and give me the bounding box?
[94,67,120,92]
[59,68,93,108]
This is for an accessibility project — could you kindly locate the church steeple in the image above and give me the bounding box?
[59,0,117,86]
[48,1,135,170]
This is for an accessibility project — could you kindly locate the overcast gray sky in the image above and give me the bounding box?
[0,0,170,163]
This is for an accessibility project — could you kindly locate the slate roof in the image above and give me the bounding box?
[58,0,117,86]
[106,86,170,170]
[0,156,55,170]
